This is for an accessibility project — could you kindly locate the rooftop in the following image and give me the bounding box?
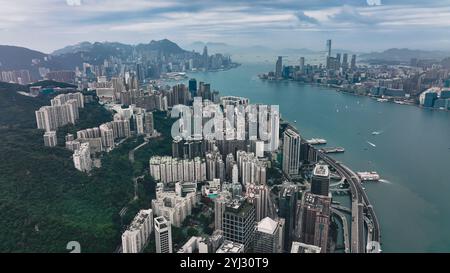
[256,217,279,235]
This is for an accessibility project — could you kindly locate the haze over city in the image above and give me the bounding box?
[1,0,450,53]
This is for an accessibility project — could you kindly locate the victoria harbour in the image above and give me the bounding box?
[186,62,450,252]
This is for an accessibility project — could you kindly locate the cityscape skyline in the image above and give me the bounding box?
[1,0,450,261]
[1,0,450,53]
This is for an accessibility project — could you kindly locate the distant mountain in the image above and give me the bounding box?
[135,39,187,55]
[0,45,47,71]
[51,41,94,55]
[360,48,450,63]
[0,39,194,78]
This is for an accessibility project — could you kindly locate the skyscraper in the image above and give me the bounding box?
[351,54,357,70]
[154,216,173,253]
[298,192,331,253]
[188,78,197,97]
[326,39,332,57]
[311,162,330,197]
[203,46,209,69]
[121,209,153,253]
[299,57,305,74]
[278,183,298,252]
[275,56,283,79]
[282,128,301,177]
[253,217,284,253]
[214,195,227,231]
[222,198,256,252]
[342,53,349,71]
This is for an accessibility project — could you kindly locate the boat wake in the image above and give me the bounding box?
[379,179,392,184]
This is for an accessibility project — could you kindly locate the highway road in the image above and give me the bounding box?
[317,150,381,253]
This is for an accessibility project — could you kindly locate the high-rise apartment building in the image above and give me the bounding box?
[121,209,153,253]
[43,131,57,147]
[73,142,92,172]
[154,216,173,253]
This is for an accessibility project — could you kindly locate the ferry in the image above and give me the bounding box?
[377,98,388,102]
[307,138,327,145]
[357,171,381,182]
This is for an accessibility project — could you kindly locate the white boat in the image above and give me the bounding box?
[371,131,382,135]
[367,141,377,147]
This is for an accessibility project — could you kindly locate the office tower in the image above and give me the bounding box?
[291,242,321,253]
[154,216,173,253]
[282,128,301,177]
[298,192,331,253]
[43,131,57,147]
[216,240,245,253]
[275,56,283,79]
[278,183,298,252]
[73,143,92,172]
[222,198,256,252]
[203,46,209,69]
[342,53,349,71]
[326,39,332,57]
[253,217,284,253]
[121,209,153,253]
[351,54,357,70]
[311,162,330,196]
[188,78,197,97]
[144,112,154,135]
[299,57,305,74]
[336,53,341,69]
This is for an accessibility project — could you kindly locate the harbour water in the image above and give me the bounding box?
[185,62,450,252]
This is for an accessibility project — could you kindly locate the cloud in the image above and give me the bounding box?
[295,11,319,25]
[367,0,382,6]
[328,6,380,25]
[1,0,450,52]
[66,0,81,6]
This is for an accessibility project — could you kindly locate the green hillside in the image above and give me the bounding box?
[0,83,172,252]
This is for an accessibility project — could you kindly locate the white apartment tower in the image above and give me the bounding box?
[43,131,58,147]
[121,209,153,253]
[73,142,92,172]
[154,216,173,253]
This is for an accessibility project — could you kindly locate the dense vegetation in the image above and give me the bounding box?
[0,83,174,252]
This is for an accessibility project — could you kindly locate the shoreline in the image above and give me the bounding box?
[258,77,450,113]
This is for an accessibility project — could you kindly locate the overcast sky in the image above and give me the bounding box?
[1,0,450,53]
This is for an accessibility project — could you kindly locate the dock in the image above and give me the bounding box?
[320,147,345,154]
